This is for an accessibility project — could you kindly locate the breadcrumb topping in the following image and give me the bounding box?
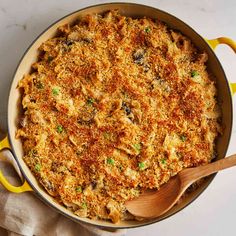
[17,10,221,223]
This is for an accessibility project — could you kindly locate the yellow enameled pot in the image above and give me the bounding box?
[0,3,235,229]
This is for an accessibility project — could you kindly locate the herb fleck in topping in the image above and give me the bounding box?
[81,202,87,209]
[138,162,145,170]
[87,98,95,106]
[52,88,60,95]
[191,70,199,77]
[160,158,166,165]
[180,134,186,142]
[133,143,142,153]
[35,163,41,172]
[107,158,115,165]
[56,125,63,133]
[75,186,82,193]
[144,27,151,33]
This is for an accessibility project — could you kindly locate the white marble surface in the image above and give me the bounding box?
[0,0,235,235]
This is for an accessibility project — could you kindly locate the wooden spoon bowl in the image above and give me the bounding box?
[125,154,236,218]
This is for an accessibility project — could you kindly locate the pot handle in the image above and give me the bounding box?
[0,136,33,193]
[205,37,236,95]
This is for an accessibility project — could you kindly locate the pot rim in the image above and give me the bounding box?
[7,2,233,229]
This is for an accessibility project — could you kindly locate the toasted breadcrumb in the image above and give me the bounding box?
[17,10,221,223]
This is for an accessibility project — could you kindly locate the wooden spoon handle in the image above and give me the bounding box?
[182,154,236,185]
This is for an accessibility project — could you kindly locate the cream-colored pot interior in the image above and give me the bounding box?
[7,3,233,228]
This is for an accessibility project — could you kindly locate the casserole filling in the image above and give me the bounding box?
[17,10,221,223]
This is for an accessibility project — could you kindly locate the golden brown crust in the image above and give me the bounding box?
[17,10,221,223]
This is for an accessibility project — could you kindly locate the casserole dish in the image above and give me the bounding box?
[0,3,235,229]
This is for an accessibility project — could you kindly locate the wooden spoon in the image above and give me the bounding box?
[125,154,236,218]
